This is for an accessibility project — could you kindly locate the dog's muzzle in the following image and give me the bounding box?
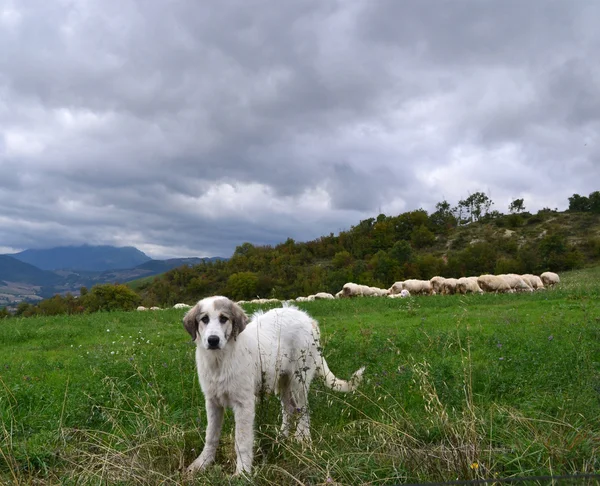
[207,335,220,349]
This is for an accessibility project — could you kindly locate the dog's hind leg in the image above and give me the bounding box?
[291,383,311,443]
[278,373,297,438]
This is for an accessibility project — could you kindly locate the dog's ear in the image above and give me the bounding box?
[183,304,201,341]
[229,301,248,340]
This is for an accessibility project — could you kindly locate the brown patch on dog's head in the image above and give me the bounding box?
[183,303,203,341]
[212,297,248,340]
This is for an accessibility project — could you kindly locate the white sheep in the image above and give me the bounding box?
[369,286,390,297]
[388,281,404,295]
[314,292,335,300]
[440,278,459,295]
[150,306,161,311]
[388,289,411,298]
[296,296,309,302]
[500,274,534,292]
[174,303,192,309]
[401,279,434,296]
[477,274,513,293]
[430,276,446,295]
[341,282,363,298]
[456,276,484,294]
[540,271,560,287]
[521,274,545,290]
[136,305,148,311]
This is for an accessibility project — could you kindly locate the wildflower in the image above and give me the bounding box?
[111,351,115,355]
[470,462,479,470]
[106,329,110,332]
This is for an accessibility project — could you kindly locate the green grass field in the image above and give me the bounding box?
[1,268,599,485]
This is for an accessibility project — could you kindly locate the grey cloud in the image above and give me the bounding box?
[1,0,599,258]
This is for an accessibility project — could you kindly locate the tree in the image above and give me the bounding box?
[509,198,525,213]
[411,225,436,249]
[389,240,412,265]
[589,191,600,213]
[429,200,458,233]
[568,194,590,212]
[226,272,259,300]
[458,192,494,224]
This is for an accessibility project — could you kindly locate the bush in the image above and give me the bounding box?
[81,284,141,312]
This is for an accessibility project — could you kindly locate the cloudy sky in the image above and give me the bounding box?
[1,0,599,259]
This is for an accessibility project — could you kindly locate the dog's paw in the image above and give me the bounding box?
[185,455,213,474]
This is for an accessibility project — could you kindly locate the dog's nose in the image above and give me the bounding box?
[207,335,220,349]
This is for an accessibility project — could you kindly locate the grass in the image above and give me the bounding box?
[1,267,599,484]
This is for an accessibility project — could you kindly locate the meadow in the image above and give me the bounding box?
[1,268,599,485]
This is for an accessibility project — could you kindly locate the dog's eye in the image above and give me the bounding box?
[200,315,209,324]
[219,315,228,324]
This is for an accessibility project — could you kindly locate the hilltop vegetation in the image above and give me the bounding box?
[4,191,600,316]
[133,199,599,307]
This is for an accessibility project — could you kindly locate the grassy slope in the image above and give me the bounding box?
[1,267,599,484]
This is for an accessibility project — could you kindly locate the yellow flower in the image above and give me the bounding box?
[470,462,479,470]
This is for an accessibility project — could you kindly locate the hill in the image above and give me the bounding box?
[10,245,152,271]
[134,207,600,306]
[0,255,62,286]
[0,249,227,307]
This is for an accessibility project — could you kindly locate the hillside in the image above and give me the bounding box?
[10,245,152,271]
[135,208,600,306]
[0,255,62,286]
[0,248,226,306]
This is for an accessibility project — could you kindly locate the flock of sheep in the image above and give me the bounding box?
[135,271,559,311]
[337,271,559,298]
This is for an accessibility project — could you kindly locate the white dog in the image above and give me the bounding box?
[183,296,364,475]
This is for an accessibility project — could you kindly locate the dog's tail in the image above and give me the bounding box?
[311,319,365,392]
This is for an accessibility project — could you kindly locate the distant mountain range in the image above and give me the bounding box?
[12,245,152,271]
[0,245,226,306]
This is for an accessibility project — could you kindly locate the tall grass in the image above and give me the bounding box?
[1,266,599,484]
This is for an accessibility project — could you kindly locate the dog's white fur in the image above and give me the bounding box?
[183,296,364,475]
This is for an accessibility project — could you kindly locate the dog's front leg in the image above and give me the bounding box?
[187,399,224,472]
[232,400,255,474]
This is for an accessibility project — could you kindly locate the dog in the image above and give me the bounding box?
[183,296,364,475]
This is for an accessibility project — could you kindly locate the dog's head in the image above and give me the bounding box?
[183,296,248,350]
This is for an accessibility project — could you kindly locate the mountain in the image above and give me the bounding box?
[0,255,62,286]
[11,245,152,271]
[0,247,228,306]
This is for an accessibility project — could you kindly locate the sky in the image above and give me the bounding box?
[1,0,599,259]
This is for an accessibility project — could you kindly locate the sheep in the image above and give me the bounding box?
[335,290,344,299]
[174,303,192,309]
[369,286,390,297]
[314,292,335,300]
[150,306,161,311]
[136,305,148,311]
[296,296,309,302]
[440,278,459,295]
[477,274,513,293]
[499,274,534,292]
[540,271,560,287]
[430,276,446,295]
[401,279,434,296]
[341,282,363,298]
[521,274,545,290]
[389,289,411,298]
[388,281,404,295]
[456,276,484,294]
